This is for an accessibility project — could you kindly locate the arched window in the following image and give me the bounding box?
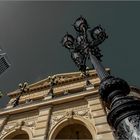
[55,123,92,139]
[49,118,94,140]
[3,130,29,140]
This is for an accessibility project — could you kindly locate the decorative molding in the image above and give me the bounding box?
[66,109,74,119]
[7,69,103,97]
[0,123,17,138]
[53,115,65,122]
[24,120,36,127]
[75,110,88,116]
[50,105,91,131]
[0,116,37,138]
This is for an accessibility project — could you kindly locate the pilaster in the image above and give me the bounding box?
[0,115,9,138]
[86,95,114,140]
[32,105,52,140]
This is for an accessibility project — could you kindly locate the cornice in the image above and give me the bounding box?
[7,68,110,97]
[130,86,140,93]
[0,89,99,116]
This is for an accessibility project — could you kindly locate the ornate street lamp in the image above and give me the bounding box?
[61,16,140,139]
[13,82,29,107]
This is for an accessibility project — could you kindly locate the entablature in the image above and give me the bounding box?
[0,88,99,116]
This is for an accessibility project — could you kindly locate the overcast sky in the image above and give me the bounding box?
[0,1,140,107]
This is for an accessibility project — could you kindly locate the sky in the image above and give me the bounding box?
[0,1,140,107]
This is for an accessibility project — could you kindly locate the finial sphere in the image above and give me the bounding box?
[62,34,74,49]
[90,26,108,46]
[73,16,88,33]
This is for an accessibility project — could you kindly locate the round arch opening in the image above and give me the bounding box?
[55,123,92,139]
[3,130,29,140]
[52,119,93,140]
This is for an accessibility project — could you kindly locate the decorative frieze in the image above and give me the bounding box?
[24,120,36,127]
[50,105,92,131]
[0,119,36,139]
[0,111,38,139]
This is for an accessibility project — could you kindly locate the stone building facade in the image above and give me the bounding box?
[0,69,139,140]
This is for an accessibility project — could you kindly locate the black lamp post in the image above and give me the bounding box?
[61,16,140,139]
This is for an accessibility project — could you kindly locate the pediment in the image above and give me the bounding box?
[7,69,109,97]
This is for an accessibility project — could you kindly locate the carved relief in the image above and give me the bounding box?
[75,110,88,117]
[50,105,91,131]
[66,109,74,119]
[0,114,37,139]
[24,120,36,127]
[4,124,15,132]
[0,122,17,138]
[53,115,65,122]
[0,119,36,139]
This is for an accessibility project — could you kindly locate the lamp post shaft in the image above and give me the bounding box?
[89,51,140,140]
[89,51,109,80]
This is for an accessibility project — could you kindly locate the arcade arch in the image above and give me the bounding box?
[49,117,96,140]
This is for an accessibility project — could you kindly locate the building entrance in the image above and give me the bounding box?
[55,123,92,139]
[3,130,29,140]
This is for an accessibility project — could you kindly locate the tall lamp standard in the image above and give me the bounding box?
[61,16,140,139]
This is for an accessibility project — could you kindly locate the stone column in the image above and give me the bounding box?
[0,115,9,139]
[86,95,114,140]
[32,105,52,140]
